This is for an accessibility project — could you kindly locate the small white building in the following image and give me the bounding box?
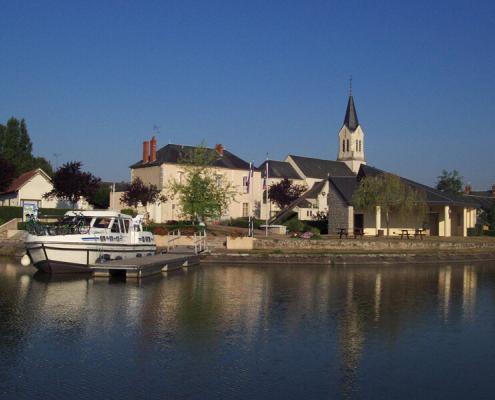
[0,169,60,208]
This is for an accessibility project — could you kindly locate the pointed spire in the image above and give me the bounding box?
[344,94,359,131]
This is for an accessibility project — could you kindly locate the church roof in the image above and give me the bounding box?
[344,95,359,131]
[259,160,302,179]
[288,155,354,179]
[328,177,358,205]
[130,143,253,171]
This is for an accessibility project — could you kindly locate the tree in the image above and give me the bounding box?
[44,161,101,208]
[436,169,463,195]
[120,177,165,208]
[0,156,17,192]
[88,185,110,209]
[167,144,236,222]
[268,178,307,209]
[352,173,427,236]
[0,117,53,176]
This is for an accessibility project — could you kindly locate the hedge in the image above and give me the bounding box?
[220,217,264,229]
[0,207,23,221]
[39,208,71,217]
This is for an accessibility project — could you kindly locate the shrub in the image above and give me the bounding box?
[153,226,169,235]
[121,208,137,217]
[485,230,495,237]
[286,218,304,233]
[223,217,263,229]
[0,206,22,221]
[39,208,70,217]
[467,225,483,236]
[306,226,320,236]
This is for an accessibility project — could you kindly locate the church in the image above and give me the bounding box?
[261,92,478,237]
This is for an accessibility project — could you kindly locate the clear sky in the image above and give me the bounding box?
[1,0,494,188]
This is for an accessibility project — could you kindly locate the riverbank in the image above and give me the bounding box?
[202,248,495,265]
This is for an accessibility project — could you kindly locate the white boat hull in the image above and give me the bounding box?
[26,241,156,273]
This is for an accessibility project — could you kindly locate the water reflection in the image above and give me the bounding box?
[0,258,494,399]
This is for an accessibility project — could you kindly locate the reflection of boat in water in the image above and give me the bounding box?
[24,211,156,274]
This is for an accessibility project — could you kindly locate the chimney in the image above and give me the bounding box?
[143,141,150,163]
[150,136,157,162]
[215,143,224,157]
[464,184,472,195]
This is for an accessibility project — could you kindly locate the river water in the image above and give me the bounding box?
[1,257,494,400]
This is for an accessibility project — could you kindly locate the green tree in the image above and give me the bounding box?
[0,156,17,192]
[120,177,165,208]
[88,185,111,209]
[44,161,101,208]
[352,173,427,236]
[268,178,307,209]
[0,117,53,176]
[167,144,236,222]
[436,169,463,195]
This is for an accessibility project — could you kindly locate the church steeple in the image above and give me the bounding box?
[344,95,359,131]
[337,83,366,174]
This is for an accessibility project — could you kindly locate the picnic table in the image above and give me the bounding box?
[337,228,364,239]
[337,228,348,239]
[400,229,426,239]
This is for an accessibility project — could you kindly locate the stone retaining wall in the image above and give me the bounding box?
[253,237,495,251]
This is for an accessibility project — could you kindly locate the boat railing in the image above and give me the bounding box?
[167,229,181,252]
[193,230,207,254]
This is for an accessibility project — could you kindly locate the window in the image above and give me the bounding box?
[356,140,358,151]
[122,219,130,233]
[346,139,349,152]
[242,176,249,193]
[262,190,267,204]
[342,140,345,152]
[242,202,249,217]
[110,219,120,233]
[93,217,111,229]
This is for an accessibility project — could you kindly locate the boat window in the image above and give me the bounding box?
[122,219,130,233]
[93,217,111,229]
[110,219,120,233]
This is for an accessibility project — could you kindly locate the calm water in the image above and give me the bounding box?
[1,258,495,400]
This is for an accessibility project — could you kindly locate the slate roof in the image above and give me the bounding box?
[1,169,50,195]
[270,180,327,224]
[130,144,253,171]
[358,165,479,208]
[288,155,354,179]
[328,177,358,205]
[344,95,359,131]
[259,160,302,179]
[464,193,495,211]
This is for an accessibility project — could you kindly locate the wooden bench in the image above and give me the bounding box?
[400,229,410,239]
[414,228,425,240]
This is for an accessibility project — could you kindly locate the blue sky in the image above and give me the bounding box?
[1,0,494,188]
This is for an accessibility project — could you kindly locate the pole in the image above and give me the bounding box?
[112,183,116,210]
[265,156,269,237]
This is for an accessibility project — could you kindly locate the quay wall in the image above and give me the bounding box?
[252,237,495,251]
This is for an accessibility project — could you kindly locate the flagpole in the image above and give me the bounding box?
[265,155,269,237]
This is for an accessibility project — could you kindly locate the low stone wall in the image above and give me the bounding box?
[253,237,495,251]
[226,236,254,250]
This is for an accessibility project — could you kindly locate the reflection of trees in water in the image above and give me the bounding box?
[0,259,486,398]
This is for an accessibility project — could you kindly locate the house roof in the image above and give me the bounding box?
[288,155,354,179]
[344,95,359,131]
[1,169,51,195]
[328,177,358,205]
[270,180,327,224]
[130,143,253,171]
[259,160,302,179]
[358,165,479,208]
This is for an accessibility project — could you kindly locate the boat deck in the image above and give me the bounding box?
[90,247,200,278]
